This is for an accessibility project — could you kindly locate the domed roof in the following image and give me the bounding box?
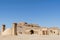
[2,28,11,35]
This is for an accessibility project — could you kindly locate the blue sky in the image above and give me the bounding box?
[0,0,60,28]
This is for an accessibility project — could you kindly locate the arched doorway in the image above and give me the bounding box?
[42,30,48,35]
[30,30,34,34]
[42,31,45,35]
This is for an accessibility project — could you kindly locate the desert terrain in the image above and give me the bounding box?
[0,34,60,40]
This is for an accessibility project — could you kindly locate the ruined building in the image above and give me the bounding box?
[1,22,60,35]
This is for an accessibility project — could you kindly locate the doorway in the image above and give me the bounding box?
[42,31,45,35]
[30,30,34,34]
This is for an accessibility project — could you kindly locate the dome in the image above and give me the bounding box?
[2,28,11,35]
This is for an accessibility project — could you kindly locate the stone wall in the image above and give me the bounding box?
[1,22,60,36]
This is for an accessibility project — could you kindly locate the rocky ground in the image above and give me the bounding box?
[0,34,60,40]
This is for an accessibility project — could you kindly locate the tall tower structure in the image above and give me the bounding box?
[1,24,5,32]
[12,23,17,35]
